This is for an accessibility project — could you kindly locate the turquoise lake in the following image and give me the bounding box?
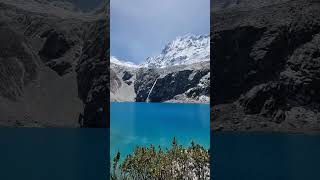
[110,102,210,160]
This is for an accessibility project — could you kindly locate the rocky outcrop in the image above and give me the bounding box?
[211,0,320,132]
[110,61,210,103]
[76,12,109,127]
[0,25,38,101]
[110,63,136,102]
[110,33,210,104]
[135,63,210,103]
[0,0,108,128]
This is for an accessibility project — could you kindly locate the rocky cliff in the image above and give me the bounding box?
[135,62,210,103]
[110,34,210,104]
[110,61,210,103]
[0,0,108,127]
[211,0,320,132]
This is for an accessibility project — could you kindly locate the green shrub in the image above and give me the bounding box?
[111,137,210,180]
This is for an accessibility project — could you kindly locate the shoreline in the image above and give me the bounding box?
[110,101,209,105]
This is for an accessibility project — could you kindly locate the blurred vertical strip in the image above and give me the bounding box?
[210,0,214,178]
[77,0,110,128]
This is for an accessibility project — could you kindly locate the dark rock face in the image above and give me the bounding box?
[212,26,267,104]
[134,69,159,102]
[0,25,38,100]
[122,71,133,81]
[76,16,109,128]
[133,62,210,103]
[148,69,209,102]
[150,70,194,102]
[110,60,210,103]
[46,60,72,76]
[213,0,292,12]
[39,30,72,61]
[239,83,286,115]
[0,0,108,128]
[211,0,320,132]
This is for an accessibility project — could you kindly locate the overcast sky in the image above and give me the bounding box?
[111,0,210,64]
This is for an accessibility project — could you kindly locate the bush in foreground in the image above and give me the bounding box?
[111,137,210,180]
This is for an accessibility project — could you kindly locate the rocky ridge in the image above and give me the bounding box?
[0,0,108,127]
[211,0,320,132]
[141,34,209,68]
[110,60,210,103]
[110,34,210,104]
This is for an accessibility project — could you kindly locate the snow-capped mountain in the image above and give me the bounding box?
[140,34,209,68]
[110,34,210,103]
[111,56,139,68]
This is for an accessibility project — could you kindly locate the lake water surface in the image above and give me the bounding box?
[110,102,210,160]
[212,132,320,180]
[0,122,319,179]
[0,128,109,180]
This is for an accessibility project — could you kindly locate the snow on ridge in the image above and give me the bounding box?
[110,56,139,68]
[141,33,210,68]
[111,33,209,69]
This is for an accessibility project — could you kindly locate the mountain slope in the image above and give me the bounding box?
[110,62,137,102]
[110,34,210,103]
[135,62,210,103]
[111,56,139,68]
[211,0,320,132]
[0,0,108,127]
[141,34,210,68]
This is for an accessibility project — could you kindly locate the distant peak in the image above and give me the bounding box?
[142,33,209,68]
[112,34,209,69]
[110,56,139,68]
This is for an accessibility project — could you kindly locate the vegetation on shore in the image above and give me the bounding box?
[111,137,210,180]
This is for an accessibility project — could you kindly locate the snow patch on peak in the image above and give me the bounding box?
[111,34,209,69]
[141,34,209,68]
[110,56,139,68]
